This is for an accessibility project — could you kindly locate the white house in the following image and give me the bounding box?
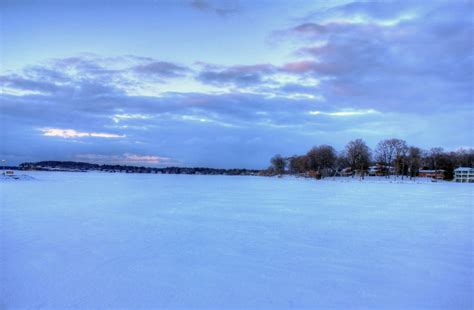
[454,167,474,183]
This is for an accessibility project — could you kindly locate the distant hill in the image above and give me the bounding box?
[19,161,261,176]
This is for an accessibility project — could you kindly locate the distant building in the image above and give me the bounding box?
[340,167,353,176]
[454,167,474,183]
[368,164,393,176]
[418,169,445,179]
[368,166,380,176]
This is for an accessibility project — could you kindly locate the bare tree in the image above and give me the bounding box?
[428,147,444,169]
[336,151,349,171]
[306,145,337,178]
[407,146,422,179]
[393,140,408,177]
[375,140,396,173]
[455,148,474,167]
[344,139,371,179]
[375,138,407,177]
[288,155,308,174]
[270,154,286,175]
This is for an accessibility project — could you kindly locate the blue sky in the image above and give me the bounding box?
[1,0,473,168]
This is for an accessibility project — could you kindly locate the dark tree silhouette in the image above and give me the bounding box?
[306,145,336,178]
[270,154,287,175]
[344,139,371,179]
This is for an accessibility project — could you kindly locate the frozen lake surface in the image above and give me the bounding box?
[1,172,473,308]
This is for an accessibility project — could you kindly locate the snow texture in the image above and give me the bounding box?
[0,174,36,181]
[1,172,473,309]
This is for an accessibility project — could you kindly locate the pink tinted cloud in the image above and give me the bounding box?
[123,153,171,164]
[76,153,176,165]
[281,61,317,73]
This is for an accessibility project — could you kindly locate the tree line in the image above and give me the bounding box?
[19,161,260,176]
[266,138,474,180]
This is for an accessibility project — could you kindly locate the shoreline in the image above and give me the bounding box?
[1,170,462,185]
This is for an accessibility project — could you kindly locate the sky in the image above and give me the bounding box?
[1,0,473,168]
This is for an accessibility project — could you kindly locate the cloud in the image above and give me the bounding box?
[308,109,379,117]
[123,153,172,164]
[0,75,62,94]
[281,61,319,74]
[302,0,422,25]
[40,128,126,139]
[276,0,474,113]
[0,54,193,97]
[132,61,189,78]
[76,153,175,165]
[197,64,275,86]
[112,114,154,124]
[189,0,240,17]
[0,54,327,108]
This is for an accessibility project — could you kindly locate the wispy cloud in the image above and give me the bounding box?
[308,109,379,117]
[112,114,154,124]
[40,128,125,139]
[196,64,275,87]
[124,153,171,164]
[189,0,240,17]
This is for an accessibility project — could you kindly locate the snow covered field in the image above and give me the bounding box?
[1,172,473,309]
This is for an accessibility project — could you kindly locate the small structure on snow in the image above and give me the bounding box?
[418,169,445,180]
